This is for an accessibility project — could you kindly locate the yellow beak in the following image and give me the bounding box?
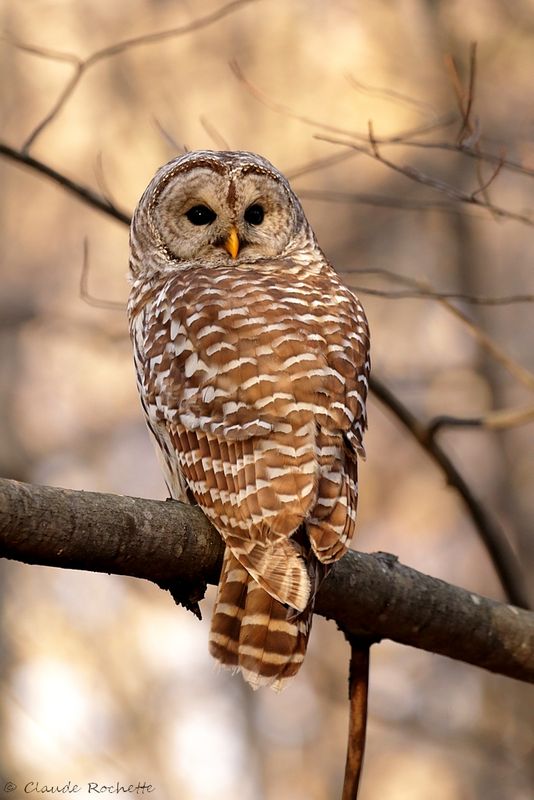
[224,225,240,259]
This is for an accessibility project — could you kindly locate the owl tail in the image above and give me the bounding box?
[209,549,313,690]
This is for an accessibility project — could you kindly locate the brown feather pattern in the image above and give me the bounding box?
[128,151,370,689]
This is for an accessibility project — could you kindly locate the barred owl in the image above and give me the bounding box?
[128,150,370,690]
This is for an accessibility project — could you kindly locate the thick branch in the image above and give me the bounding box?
[1,478,532,684]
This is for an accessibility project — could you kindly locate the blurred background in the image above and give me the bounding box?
[1,1,533,798]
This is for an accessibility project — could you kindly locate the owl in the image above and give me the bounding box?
[128,150,370,690]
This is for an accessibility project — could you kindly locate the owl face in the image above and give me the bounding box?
[130,151,311,276]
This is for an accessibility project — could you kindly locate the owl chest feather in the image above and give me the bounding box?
[130,262,369,442]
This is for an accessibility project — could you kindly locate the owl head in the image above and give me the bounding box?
[129,150,315,277]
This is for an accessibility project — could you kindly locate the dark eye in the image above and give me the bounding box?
[186,205,217,225]
[244,203,264,225]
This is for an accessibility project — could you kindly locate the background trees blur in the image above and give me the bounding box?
[1,1,533,798]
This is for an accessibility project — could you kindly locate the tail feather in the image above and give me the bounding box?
[224,533,311,612]
[209,549,313,690]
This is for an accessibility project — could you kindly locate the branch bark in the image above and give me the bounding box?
[1,477,533,684]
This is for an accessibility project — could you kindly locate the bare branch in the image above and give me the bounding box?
[367,119,380,158]
[384,140,534,179]
[94,152,120,211]
[428,405,534,438]
[315,133,534,228]
[470,149,506,200]
[292,188,467,214]
[439,296,534,392]
[153,118,188,154]
[444,42,503,219]
[8,0,259,151]
[0,141,131,224]
[232,59,534,181]
[199,116,231,150]
[80,239,126,311]
[344,268,534,305]
[285,150,360,181]
[7,38,80,65]
[342,640,371,799]
[448,42,479,147]
[369,376,531,611]
[345,73,438,117]
[230,60,456,143]
[346,269,534,390]
[0,477,532,683]
[22,64,83,152]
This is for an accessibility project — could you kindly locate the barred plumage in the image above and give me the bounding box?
[128,151,370,689]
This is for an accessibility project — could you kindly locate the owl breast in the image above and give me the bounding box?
[134,260,368,444]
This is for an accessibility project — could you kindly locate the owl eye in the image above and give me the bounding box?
[186,205,217,225]
[244,204,265,225]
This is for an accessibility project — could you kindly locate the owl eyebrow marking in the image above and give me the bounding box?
[226,179,237,210]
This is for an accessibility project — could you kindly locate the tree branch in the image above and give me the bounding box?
[1,478,533,684]
[369,376,531,611]
[0,143,131,224]
[9,0,259,151]
[315,133,534,228]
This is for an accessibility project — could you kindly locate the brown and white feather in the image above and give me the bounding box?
[128,151,370,689]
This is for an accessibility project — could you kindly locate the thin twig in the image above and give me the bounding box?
[6,38,81,65]
[370,376,530,610]
[94,152,120,211]
[428,405,534,438]
[8,0,259,151]
[345,73,438,117]
[315,133,534,227]
[367,120,379,157]
[286,150,359,181]
[444,43,501,216]
[80,240,127,310]
[347,269,534,390]
[381,140,534,179]
[470,149,506,200]
[199,116,231,150]
[22,65,82,152]
[153,118,188,154]
[342,640,371,800]
[230,59,457,143]
[347,284,534,305]
[445,43,479,147]
[343,269,534,305]
[461,44,478,145]
[441,298,534,392]
[300,188,479,216]
[0,141,131,224]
